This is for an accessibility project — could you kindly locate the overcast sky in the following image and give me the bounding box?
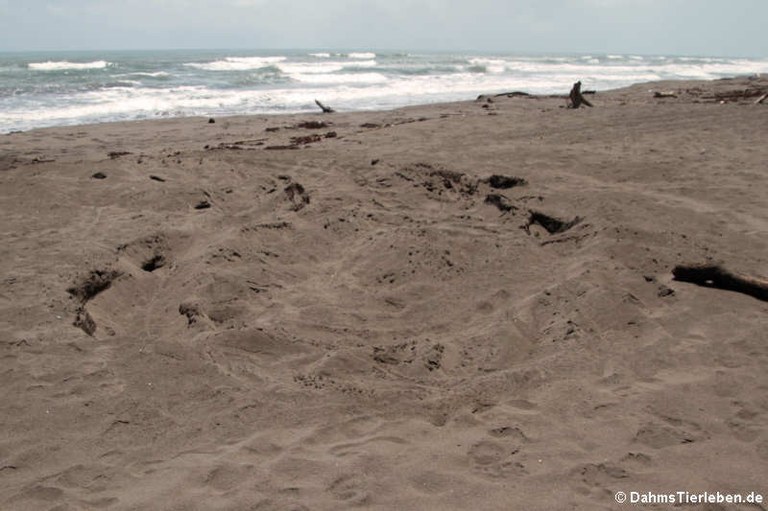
[0,0,766,56]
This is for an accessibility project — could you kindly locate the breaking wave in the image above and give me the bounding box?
[29,60,111,71]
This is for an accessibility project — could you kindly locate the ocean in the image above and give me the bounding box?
[2,49,767,133]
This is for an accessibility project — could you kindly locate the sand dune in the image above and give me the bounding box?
[1,77,767,510]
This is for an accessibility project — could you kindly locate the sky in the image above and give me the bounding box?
[0,0,766,57]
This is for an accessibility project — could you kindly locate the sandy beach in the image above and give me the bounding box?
[1,76,767,510]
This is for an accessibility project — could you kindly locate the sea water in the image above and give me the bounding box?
[1,49,766,133]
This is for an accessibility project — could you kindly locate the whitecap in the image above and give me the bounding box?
[128,71,171,78]
[468,58,506,74]
[185,56,286,71]
[278,62,345,74]
[29,60,111,71]
[348,52,376,59]
[344,59,377,68]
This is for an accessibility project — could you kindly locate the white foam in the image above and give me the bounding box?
[468,58,507,74]
[343,59,377,68]
[128,71,171,78]
[290,72,388,84]
[112,71,170,79]
[348,52,376,59]
[678,56,718,62]
[665,60,768,79]
[108,80,142,87]
[2,85,242,125]
[185,56,286,71]
[278,62,345,74]
[29,60,111,71]
[278,59,377,76]
[309,52,331,58]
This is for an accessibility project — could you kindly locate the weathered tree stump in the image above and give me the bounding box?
[568,81,593,108]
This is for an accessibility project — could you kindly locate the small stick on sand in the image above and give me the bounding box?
[672,263,768,301]
[315,99,335,113]
[754,93,768,104]
[568,81,593,108]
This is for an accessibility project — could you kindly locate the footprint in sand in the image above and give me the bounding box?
[202,463,257,492]
[468,439,525,479]
[577,462,628,486]
[634,419,708,449]
[410,471,455,495]
[723,401,763,444]
[570,461,630,498]
[327,474,370,505]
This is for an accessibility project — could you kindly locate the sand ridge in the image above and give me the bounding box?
[1,77,767,510]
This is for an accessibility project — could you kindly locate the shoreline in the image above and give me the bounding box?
[2,75,766,144]
[1,75,766,510]
[2,67,761,134]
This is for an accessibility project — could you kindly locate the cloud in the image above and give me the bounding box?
[0,0,766,55]
[570,0,662,5]
[229,0,268,6]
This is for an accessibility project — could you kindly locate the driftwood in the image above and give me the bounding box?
[297,120,329,129]
[476,92,533,101]
[495,91,533,98]
[701,89,767,103]
[568,81,593,108]
[755,93,768,104]
[526,211,582,235]
[672,264,768,302]
[484,194,516,212]
[314,99,335,113]
[653,91,678,98]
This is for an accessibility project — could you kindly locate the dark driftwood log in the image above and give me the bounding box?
[672,264,768,302]
[568,81,593,108]
[702,89,766,103]
[477,92,533,101]
[315,99,335,113]
[495,91,533,98]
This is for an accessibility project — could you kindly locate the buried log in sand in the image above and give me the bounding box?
[672,263,768,302]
